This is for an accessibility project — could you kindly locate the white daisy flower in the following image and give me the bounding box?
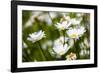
[53,37,70,55]
[27,30,45,43]
[66,26,86,39]
[66,52,77,60]
[55,21,71,30]
[55,16,71,30]
[53,43,69,56]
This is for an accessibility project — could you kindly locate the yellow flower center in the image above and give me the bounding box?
[70,33,78,38]
[61,26,65,30]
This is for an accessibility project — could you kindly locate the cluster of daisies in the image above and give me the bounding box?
[23,12,89,61]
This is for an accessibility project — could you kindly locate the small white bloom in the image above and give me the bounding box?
[67,26,86,39]
[24,12,42,28]
[53,43,69,56]
[71,18,82,25]
[80,49,89,56]
[46,40,53,46]
[84,38,90,48]
[79,42,86,49]
[55,21,71,30]
[42,40,53,50]
[76,13,84,17]
[38,14,52,25]
[66,52,77,60]
[49,12,57,19]
[63,15,82,25]
[27,49,31,54]
[42,44,47,50]
[53,37,70,55]
[24,16,34,28]
[55,16,71,30]
[22,42,28,48]
[27,30,45,43]
[63,16,71,21]
[80,50,85,56]
[86,50,90,55]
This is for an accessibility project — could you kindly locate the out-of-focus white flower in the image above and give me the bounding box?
[22,42,28,48]
[79,42,86,49]
[80,49,90,56]
[34,59,37,62]
[62,13,70,17]
[63,16,71,21]
[53,36,70,55]
[32,12,43,17]
[67,26,86,39]
[76,13,84,17]
[24,15,34,28]
[84,38,90,48]
[71,18,82,25]
[55,21,71,30]
[46,40,53,46]
[53,43,69,56]
[87,50,90,55]
[24,12,43,28]
[66,52,77,60]
[79,38,90,49]
[42,40,53,50]
[63,15,82,25]
[38,14,52,25]
[55,16,71,30]
[42,44,47,50]
[27,49,31,54]
[80,50,85,56]
[27,30,45,43]
[49,12,57,19]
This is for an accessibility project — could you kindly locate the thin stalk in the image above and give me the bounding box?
[73,39,79,59]
[37,42,47,61]
[73,39,76,53]
[62,30,66,46]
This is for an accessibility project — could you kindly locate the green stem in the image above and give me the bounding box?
[62,30,66,46]
[73,39,79,59]
[37,42,47,61]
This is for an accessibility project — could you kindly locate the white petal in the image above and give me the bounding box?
[27,30,45,43]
